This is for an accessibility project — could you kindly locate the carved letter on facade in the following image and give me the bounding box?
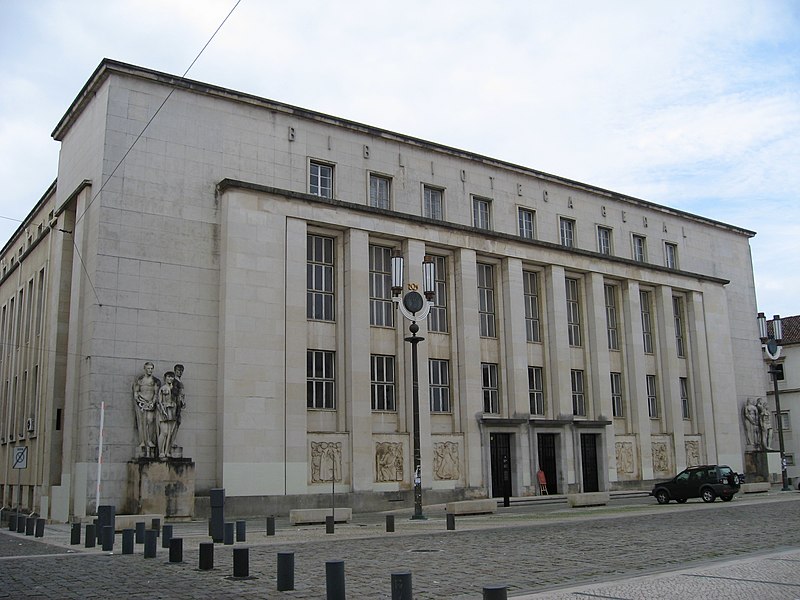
[375,442,403,482]
[433,441,460,480]
[310,441,342,483]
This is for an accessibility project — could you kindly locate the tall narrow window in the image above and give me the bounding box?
[528,366,544,415]
[307,235,335,321]
[310,161,333,198]
[646,374,658,418]
[473,197,492,230]
[611,372,624,418]
[518,208,535,239]
[566,277,582,346]
[665,242,678,269]
[369,245,394,327]
[560,217,575,248]
[477,263,496,338]
[523,271,541,343]
[35,268,45,337]
[571,369,585,416]
[427,255,448,333]
[370,355,396,411]
[632,234,647,262]
[482,362,499,414]
[423,185,444,220]
[605,284,619,350]
[679,377,690,419]
[429,359,451,413]
[597,226,612,255]
[640,290,653,354]
[369,174,391,209]
[673,296,685,358]
[307,350,335,409]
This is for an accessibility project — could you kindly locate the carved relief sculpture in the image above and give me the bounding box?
[685,440,700,467]
[132,362,161,457]
[310,441,342,483]
[651,441,670,473]
[375,442,403,482]
[433,441,460,480]
[756,397,773,450]
[742,398,759,449]
[615,441,634,474]
[157,371,178,459]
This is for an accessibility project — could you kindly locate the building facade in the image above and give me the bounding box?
[0,60,766,520]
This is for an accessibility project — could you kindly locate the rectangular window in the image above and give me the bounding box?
[307,234,335,321]
[369,245,394,327]
[611,372,624,418]
[776,411,790,431]
[477,263,496,338]
[307,350,335,409]
[597,226,612,255]
[528,366,544,415]
[523,271,541,343]
[518,208,535,239]
[473,197,492,230]
[429,359,451,413]
[605,284,619,350]
[640,290,653,354]
[673,297,685,358]
[560,217,575,248]
[571,369,586,416]
[647,374,658,418]
[370,354,396,411]
[632,234,647,262]
[423,185,444,220]
[369,174,391,209]
[665,242,678,269]
[566,277,582,347]
[679,377,690,419]
[427,255,448,333]
[310,161,333,198]
[482,362,499,414]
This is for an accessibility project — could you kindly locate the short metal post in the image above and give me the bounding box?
[84,524,96,548]
[277,551,295,591]
[93,518,100,541]
[8,512,16,531]
[122,529,134,554]
[35,518,45,538]
[483,584,508,600]
[70,522,81,545]
[391,572,412,600]
[151,518,161,533]
[16,514,25,533]
[386,515,395,533]
[446,513,455,531]
[210,487,225,543]
[326,559,346,600]
[223,522,234,545]
[98,505,115,533]
[135,521,145,544]
[266,516,275,536]
[162,524,173,549]
[102,525,114,551]
[144,529,157,558]
[169,537,183,563]
[25,516,35,536]
[235,519,246,542]
[326,515,335,534]
[199,542,214,570]
[233,546,249,578]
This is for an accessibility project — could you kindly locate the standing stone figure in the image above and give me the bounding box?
[742,398,759,448]
[757,397,773,450]
[157,371,178,459]
[132,362,161,456]
[172,364,186,439]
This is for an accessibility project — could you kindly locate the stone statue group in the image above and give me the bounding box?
[132,362,186,459]
[743,397,773,451]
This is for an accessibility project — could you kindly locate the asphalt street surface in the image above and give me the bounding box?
[1,491,799,599]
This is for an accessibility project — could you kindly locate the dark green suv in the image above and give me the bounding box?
[651,464,740,504]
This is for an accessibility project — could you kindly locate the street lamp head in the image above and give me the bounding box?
[757,312,768,342]
[391,251,404,297]
[422,255,435,301]
[773,315,783,342]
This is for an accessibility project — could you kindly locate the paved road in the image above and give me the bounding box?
[1,491,799,599]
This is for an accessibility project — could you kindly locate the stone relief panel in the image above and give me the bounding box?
[375,442,404,482]
[310,441,342,483]
[651,441,671,474]
[433,441,460,480]
[685,440,701,467]
[615,441,634,475]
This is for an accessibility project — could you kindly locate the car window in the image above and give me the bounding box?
[719,466,732,477]
[676,472,690,483]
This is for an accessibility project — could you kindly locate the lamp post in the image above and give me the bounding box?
[391,251,435,520]
[757,312,791,491]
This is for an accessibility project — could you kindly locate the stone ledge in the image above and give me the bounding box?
[567,492,610,507]
[741,482,771,494]
[445,499,497,515]
[289,508,352,525]
[114,514,163,532]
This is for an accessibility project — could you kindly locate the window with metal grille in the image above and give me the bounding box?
[429,359,451,413]
[370,354,396,411]
[482,362,499,414]
[307,350,335,409]
[566,277,582,346]
[528,366,544,415]
[307,234,334,321]
[369,245,394,327]
[478,263,496,338]
[523,271,541,343]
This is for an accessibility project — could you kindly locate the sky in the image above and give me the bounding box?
[1,0,799,317]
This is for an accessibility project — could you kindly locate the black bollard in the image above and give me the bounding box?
[122,529,134,554]
[98,505,115,534]
[144,529,157,558]
[169,537,183,563]
[446,513,455,531]
[223,522,234,545]
[386,515,395,533]
[70,522,81,545]
[93,519,100,541]
[135,521,145,544]
[235,520,246,542]
[25,516,36,536]
[266,516,275,536]
[483,584,508,600]
[101,525,114,551]
[199,542,214,570]
[85,524,96,548]
[162,524,173,549]
[8,513,16,531]
[326,515,335,534]
[277,551,295,591]
[35,518,46,538]
[325,559,346,600]
[232,546,249,578]
[151,518,161,533]
[210,488,225,543]
[391,572,412,600]
[17,515,26,533]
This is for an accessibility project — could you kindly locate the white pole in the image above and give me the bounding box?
[95,401,105,511]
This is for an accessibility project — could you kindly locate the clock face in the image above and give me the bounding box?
[403,291,425,314]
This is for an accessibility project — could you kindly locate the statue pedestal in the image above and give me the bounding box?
[744,451,770,483]
[128,458,195,519]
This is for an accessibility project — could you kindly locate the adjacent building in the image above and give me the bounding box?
[0,59,767,521]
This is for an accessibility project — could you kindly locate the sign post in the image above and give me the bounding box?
[13,446,28,517]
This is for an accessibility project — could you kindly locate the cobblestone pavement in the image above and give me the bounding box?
[1,492,799,599]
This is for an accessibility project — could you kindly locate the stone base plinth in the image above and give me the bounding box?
[127,458,195,519]
[744,451,769,483]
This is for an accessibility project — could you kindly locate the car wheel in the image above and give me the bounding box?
[676,498,688,504]
[721,494,733,502]
[701,488,716,503]
[654,489,670,504]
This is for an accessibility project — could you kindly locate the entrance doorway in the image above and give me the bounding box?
[489,433,512,498]
[580,433,600,492]
[537,433,558,495]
